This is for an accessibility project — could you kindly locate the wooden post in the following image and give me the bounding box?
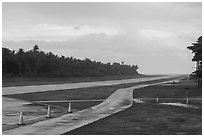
[156,92,159,103]
[185,88,189,104]
[46,105,51,118]
[18,112,25,125]
[68,100,72,113]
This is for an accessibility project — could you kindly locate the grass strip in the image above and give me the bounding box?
[63,79,201,135]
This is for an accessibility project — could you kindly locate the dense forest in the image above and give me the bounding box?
[2,45,139,78]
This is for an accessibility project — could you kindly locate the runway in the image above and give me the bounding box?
[3,75,181,95]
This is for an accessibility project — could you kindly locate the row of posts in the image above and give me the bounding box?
[18,88,190,125]
[155,88,189,104]
[18,100,72,125]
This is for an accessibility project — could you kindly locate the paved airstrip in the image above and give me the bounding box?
[2,75,180,95]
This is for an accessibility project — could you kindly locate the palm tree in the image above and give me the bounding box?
[187,36,202,86]
[15,48,24,76]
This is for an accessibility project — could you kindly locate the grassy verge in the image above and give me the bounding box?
[133,79,202,107]
[3,74,155,87]
[4,77,179,109]
[37,101,102,112]
[64,103,201,135]
[63,79,201,135]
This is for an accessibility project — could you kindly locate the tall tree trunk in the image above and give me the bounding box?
[34,60,38,77]
[18,63,22,76]
[3,61,7,74]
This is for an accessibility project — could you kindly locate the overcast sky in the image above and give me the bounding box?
[2,2,202,74]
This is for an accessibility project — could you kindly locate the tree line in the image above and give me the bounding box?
[2,45,139,78]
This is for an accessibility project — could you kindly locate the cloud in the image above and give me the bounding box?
[3,24,122,42]
[139,29,172,39]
